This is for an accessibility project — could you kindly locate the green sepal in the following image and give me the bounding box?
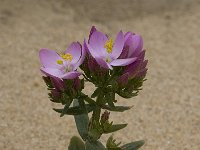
[103,123,127,134]
[102,105,132,112]
[68,136,85,150]
[60,92,71,105]
[85,140,106,150]
[48,93,61,103]
[117,90,138,99]
[42,76,53,88]
[73,99,89,141]
[120,140,145,150]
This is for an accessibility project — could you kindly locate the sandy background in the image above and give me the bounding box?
[0,0,200,149]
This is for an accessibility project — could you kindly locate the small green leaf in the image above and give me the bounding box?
[104,124,127,134]
[68,136,85,150]
[85,141,106,150]
[74,99,89,141]
[105,92,115,107]
[81,93,96,105]
[42,76,53,88]
[53,104,95,115]
[117,90,137,99]
[106,135,122,150]
[60,99,73,117]
[121,140,145,150]
[91,88,101,98]
[102,105,132,112]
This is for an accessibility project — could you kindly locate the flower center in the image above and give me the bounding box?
[65,65,72,72]
[57,53,73,65]
[61,53,73,61]
[105,57,111,63]
[104,39,113,54]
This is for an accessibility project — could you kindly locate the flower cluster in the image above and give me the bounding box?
[39,26,148,149]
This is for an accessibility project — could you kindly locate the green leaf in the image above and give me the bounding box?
[104,124,127,134]
[85,141,106,150]
[74,99,89,141]
[91,88,101,98]
[120,140,145,150]
[53,104,95,115]
[60,98,73,117]
[81,93,97,105]
[102,105,132,112]
[68,136,85,150]
[88,128,102,141]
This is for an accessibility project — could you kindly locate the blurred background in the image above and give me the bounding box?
[0,0,200,149]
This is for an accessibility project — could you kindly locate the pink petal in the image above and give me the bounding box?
[61,71,82,79]
[128,34,143,57]
[40,67,63,78]
[39,49,61,68]
[88,31,108,58]
[73,40,87,70]
[111,31,124,59]
[124,31,135,41]
[65,42,82,64]
[89,26,97,40]
[110,58,137,66]
[95,57,113,69]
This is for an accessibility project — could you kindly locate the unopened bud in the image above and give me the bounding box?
[101,110,110,124]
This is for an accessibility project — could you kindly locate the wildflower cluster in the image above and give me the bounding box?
[39,26,148,150]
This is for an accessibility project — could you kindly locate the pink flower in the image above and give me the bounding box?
[39,42,86,79]
[118,32,148,86]
[86,27,137,69]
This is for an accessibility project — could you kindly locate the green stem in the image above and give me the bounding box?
[92,91,104,122]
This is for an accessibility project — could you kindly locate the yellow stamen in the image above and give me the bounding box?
[57,60,63,65]
[104,39,114,53]
[60,53,73,62]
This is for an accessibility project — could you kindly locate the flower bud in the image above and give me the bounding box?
[73,78,81,91]
[50,77,64,91]
[51,89,61,101]
[100,110,110,124]
[117,72,129,87]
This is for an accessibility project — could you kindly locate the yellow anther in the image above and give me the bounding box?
[104,39,114,53]
[60,53,73,62]
[57,60,63,65]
